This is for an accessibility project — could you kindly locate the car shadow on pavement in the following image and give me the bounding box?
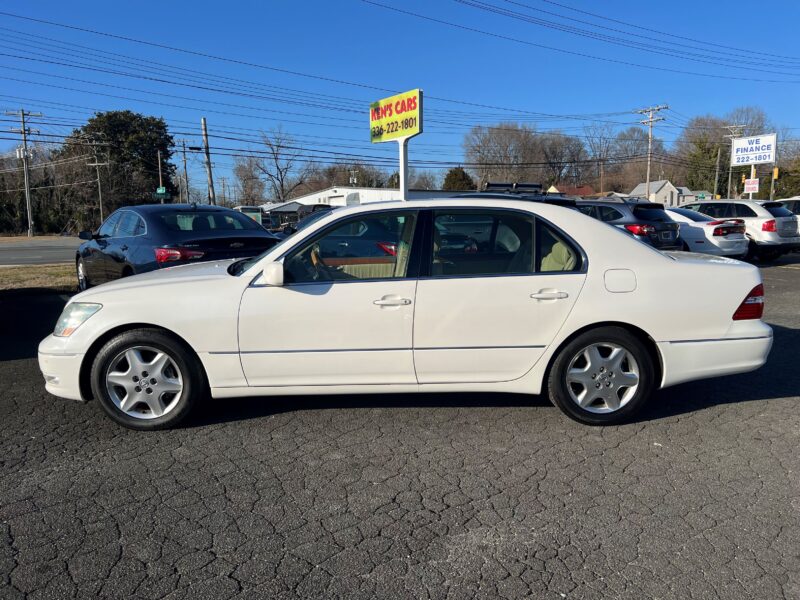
[0,289,71,361]
[187,323,799,428]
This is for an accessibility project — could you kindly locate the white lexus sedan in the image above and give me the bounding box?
[38,199,773,429]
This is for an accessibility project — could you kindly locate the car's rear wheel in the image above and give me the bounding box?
[547,327,655,425]
[76,258,90,291]
[90,328,205,430]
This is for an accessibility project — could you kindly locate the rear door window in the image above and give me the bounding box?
[432,210,533,277]
[700,203,733,218]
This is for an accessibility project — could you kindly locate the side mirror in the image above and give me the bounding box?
[283,225,296,235]
[262,262,284,287]
[78,230,93,240]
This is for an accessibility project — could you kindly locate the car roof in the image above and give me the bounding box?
[130,203,236,214]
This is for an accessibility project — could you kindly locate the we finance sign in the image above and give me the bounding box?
[369,89,422,143]
[731,133,776,166]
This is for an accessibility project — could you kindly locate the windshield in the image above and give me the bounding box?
[296,209,336,231]
[229,211,339,275]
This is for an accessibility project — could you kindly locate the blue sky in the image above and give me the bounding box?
[1,0,799,192]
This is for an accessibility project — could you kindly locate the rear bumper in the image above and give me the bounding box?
[38,335,85,401]
[658,326,773,388]
[754,236,800,252]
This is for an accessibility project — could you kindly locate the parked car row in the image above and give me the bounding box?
[74,195,800,292]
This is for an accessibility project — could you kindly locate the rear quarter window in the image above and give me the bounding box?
[734,204,757,218]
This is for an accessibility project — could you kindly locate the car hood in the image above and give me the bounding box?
[72,259,239,302]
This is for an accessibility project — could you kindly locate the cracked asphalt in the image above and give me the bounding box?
[1,256,799,599]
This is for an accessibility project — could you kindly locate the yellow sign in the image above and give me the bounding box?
[369,88,422,143]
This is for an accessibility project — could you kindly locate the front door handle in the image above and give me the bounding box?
[373,296,412,307]
[120,244,128,252]
[530,290,569,300]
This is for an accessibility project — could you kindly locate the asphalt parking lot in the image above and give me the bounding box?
[1,256,799,600]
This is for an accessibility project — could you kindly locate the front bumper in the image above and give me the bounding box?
[38,335,85,401]
[658,325,773,388]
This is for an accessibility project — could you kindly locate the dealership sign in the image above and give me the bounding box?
[744,178,759,194]
[731,133,776,166]
[369,88,422,143]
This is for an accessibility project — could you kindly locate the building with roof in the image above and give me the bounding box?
[263,186,455,210]
[629,180,681,205]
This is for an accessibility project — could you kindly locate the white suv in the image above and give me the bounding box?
[682,199,800,260]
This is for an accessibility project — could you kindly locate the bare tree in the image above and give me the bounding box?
[464,122,544,186]
[540,132,587,186]
[254,127,310,201]
[410,170,440,190]
[583,123,615,192]
[233,156,265,205]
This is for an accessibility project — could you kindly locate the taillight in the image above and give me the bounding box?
[376,241,397,256]
[712,225,745,236]
[762,219,777,232]
[624,224,655,236]
[732,284,764,320]
[154,247,205,264]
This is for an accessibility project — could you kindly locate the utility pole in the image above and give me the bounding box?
[85,137,109,223]
[201,117,216,205]
[713,146,721,198]
[181,140,190,203]
[156,149,166,204]
[724,124,744,198]
[220,176,227,205]
[636,104,668,202]
[6,108,42,237]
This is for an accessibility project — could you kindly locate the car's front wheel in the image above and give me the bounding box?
[90,328,205,430]
[547,327,655,425]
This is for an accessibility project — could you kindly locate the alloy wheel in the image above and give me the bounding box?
[565,342,640,414]
[105,345,184,420]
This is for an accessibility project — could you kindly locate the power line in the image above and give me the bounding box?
[360,0,800,85]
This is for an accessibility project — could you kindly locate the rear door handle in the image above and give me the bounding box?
[530,290,569,300]
[120,245,128,252]
[373,296,412,306]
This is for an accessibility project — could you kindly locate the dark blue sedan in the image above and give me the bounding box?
[76,204,280,290]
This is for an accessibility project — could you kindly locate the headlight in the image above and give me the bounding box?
[54,303,102,337]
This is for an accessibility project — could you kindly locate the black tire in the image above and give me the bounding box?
[547,326,655,425]
[744,240,759,261]
[90,328,205,430]
[76,258,91,291]
[758,249,781,263]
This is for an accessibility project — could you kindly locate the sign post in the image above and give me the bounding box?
[730,133,776,199]
[369,89,423,200]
